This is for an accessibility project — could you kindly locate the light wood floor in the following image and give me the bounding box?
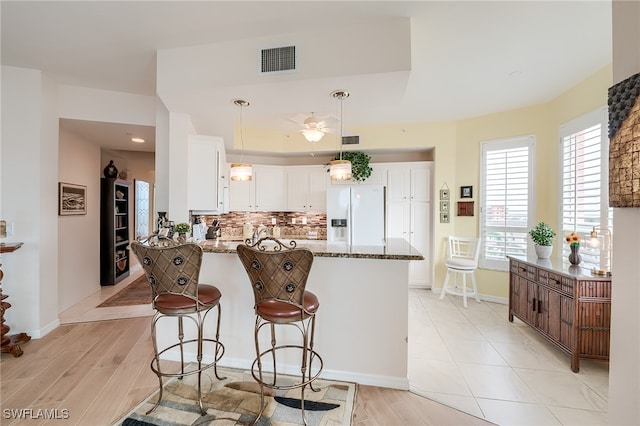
[0,317,492,425]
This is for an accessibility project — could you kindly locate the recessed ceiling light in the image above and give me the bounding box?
[131,137,145,143]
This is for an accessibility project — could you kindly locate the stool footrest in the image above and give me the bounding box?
[150,338,225,379]
[252,344,323,391]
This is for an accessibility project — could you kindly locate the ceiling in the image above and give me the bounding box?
[1,1,612,154]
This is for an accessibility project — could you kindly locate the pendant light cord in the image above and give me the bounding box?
[239,102,245,163]
[339,95,344,161]
[331,90,349,161]
[233,99,249,163]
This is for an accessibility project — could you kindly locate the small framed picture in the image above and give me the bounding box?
[439,189,450,200]
[58,182,87,215]
[440,201,449,212]
[460,186,473,198]
[440,212,450,223]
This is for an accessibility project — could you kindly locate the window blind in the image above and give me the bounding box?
[480,136,535,270]
[560,107,611,270]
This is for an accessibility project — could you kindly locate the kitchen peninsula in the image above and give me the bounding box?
[155,238,423,389]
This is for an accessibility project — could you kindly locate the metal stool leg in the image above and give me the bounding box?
[147,313,163,415]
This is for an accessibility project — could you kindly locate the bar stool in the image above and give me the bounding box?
[439,236,481,308]
[130,238,225,416]
[236,237,322,425]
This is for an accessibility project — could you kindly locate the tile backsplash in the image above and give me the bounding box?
[198,211,326,240]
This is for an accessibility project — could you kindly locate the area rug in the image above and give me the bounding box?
[117,365,356,425]
[97,274,152,308]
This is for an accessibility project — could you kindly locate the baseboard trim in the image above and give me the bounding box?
[160,351,409,390]
[28,318,60,339]
[429,287,508,305]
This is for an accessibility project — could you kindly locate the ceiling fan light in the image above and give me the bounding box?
[302,128,325,142]
[230,163,253,181]
[329,159,352,181]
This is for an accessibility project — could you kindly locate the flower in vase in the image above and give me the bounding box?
[565,232,581,247]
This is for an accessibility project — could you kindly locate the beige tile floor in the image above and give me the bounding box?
[60,275,609,425]
[409,289,609,425]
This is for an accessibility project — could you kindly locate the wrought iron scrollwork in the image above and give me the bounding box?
[245,237,297,251]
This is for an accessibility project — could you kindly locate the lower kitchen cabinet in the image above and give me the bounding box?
[508,256,611,372]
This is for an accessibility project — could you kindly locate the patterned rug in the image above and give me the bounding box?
[117,365,355,425]
[97,275,152,308]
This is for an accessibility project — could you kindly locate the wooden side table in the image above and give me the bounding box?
[1,242,30,357]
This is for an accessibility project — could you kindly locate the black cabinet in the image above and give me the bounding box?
[100,178,130,285]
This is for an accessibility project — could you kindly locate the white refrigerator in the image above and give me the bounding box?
[326,185,386,246]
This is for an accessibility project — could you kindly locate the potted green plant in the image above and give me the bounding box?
[329,151,372,182]
[174,222,191,243]
[529,221,556,258]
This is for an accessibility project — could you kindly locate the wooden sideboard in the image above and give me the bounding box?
[508,256,611,372]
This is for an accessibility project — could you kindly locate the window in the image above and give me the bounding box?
[560,107,611,270]
[480,136,535,271]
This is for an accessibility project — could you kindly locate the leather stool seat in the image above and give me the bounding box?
[256,291,319,323]
[155,284,222,313]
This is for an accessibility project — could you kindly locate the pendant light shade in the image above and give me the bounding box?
[229,162,253,181]
[329,159,352,181]
[231,99,253,182]
[330,90,352,181]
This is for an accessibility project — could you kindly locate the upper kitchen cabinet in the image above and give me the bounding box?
[230,165,285,211]
[286,165,328,211]
[386,164,431,203]
[188,135,228,213]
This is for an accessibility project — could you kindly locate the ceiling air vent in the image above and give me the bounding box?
[342,136,360,145]
[260,46,296,74]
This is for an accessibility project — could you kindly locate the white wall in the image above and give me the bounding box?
[154,97,170,214]
[57,127,102,312]
[167,112,190,225]
[608,1,640,425]
[58,84,155,126]
[1,66,59,337]
[1,65,158,337]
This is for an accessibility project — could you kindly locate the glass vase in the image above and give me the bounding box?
[568,245,582,265]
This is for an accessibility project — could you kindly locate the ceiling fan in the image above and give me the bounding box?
[289,112,337,142]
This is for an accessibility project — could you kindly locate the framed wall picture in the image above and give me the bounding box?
[440,212,450,223]
[59,182,87,215]
[460,186,473,198]
[439,189,450,200]
[440,200,450,212]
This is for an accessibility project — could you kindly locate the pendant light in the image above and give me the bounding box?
[230,99,253,181]
[329,90,352,181]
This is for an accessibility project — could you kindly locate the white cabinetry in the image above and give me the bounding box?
[386,163,433,288]
[286,166,328,211]
[230,165,285,211]
[188,135,228,213]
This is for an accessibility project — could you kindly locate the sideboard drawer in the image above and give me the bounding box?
[579,280,612,298]
[512,260,536,280]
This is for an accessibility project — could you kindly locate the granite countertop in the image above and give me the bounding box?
[200,237,424,260]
